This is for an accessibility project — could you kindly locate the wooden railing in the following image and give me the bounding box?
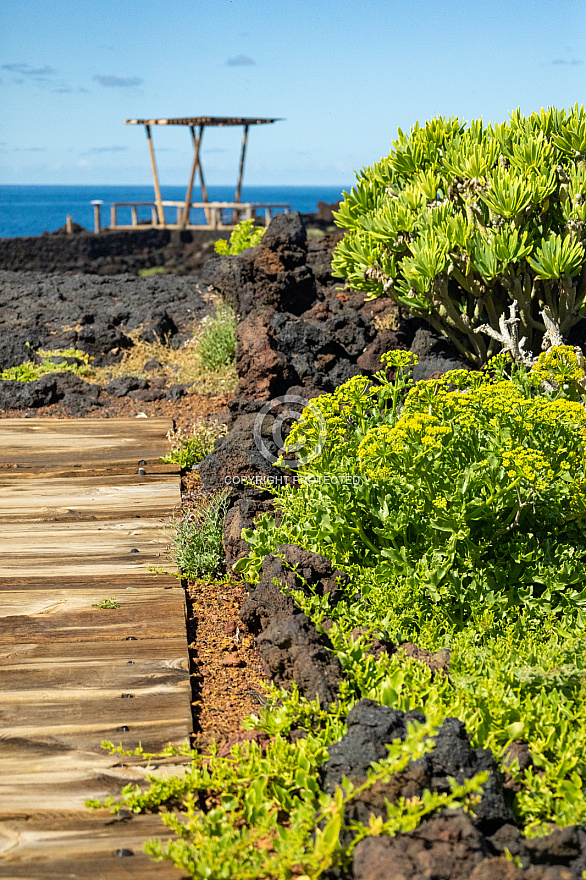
[92,200,290,232]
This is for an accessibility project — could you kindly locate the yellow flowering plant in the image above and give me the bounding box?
[241,346,586,622]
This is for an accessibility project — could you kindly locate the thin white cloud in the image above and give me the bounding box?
[88,146,128,153]
[93,75,143,87]
[226,55,255,67]
[1,62,56,77]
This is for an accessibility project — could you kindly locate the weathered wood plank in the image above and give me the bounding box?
[0,692,192,751]
[0,461,179,479]
[0,633,189,689]
[0,811,183,879]
[0,747,190,810]
[0,475,180,522]
[0,418,191,877]
[0,587,185,643]
[0,637,190,664]
[0,573,178,592]
[0,418,175,470]
[0,519,174,580]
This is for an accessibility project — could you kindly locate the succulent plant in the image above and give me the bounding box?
[332,105,586,366]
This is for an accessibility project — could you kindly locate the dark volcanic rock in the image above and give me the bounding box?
[410,326,466,380]
[198,409,284,494]
[234,308,295,400]
[240,545,349,633]
[239,545,346,706]
[0,372,102,413]
[206,212,318,317]
[0,271,208,370]
[353,810,491,880]
[321,699,511,834]
[104,376,148,397]
[257,614,342,706]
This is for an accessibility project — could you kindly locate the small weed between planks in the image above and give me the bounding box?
[92,597,120,610]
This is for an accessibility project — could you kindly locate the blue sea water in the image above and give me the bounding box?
[0,185,351,239]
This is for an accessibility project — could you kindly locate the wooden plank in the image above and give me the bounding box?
[0,462,178,479]
[0,637,191,665]
[0,645,189,691]
[0,812,183,879]
[0,573,179,592]
[0,519,174,579]
[0,419,191,877]
[0,475,179,522]
[0,588,186,643]
[0,746,190,810]
[0,692,192,751]
[0,419,173,469]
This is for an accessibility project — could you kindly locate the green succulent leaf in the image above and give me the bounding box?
[528,233,585,279]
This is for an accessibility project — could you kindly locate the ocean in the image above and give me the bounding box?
[0,185,351,239]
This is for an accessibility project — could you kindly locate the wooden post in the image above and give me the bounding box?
[110,204,117,227]
[65,215,73,234]
[190,125,210,224]
[232,124,249,222]
[131,205,138,227]
[145,124,165,225]
[91,200,102,233]
[180,125,204,227]
[151,204,158,225]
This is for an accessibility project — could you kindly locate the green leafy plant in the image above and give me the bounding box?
[214,219,266,255]
[231,348,586,831]
[197,303,237,371]
[138,266,167,277]
[332,105,586,365]
[161,420,227,470]
[168,489,229,578]
[91,597,120,609]
[0,347,93,382]
[89,717,485,879]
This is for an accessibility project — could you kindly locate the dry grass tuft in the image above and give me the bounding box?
[89,325,237,396]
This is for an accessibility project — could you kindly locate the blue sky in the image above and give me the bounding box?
[0,0,584,186]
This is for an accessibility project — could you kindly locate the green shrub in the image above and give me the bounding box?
[90,346,586,869]
[0,348,93,382]
[332,105,586,365]
[214,218,266,255]
[240,349,586,620]
[168,489,228,578]
[232,346,586,831]
[161,420,227,470]
[197,303,237,371]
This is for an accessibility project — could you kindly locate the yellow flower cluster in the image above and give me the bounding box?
[501,446,554,489]
[531,345,586,386]
[358,413,452,480]
[285,375,376,461]
[380,350,419,369]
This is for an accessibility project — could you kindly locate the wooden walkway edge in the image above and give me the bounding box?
[0,419,191,879]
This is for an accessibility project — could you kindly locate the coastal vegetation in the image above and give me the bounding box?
[89,109,586,878]
[91,344,586,876]
[332,105,586,365]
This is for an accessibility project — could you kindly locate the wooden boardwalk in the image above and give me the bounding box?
[0,419,191,879]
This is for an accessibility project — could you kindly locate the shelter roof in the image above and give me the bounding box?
[125,116,281,126]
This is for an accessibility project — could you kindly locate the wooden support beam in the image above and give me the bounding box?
[180,125,205,227]
[145,124,165,225]
[233,124,249,223]
[91,201,102,233]
[190,125,210,224]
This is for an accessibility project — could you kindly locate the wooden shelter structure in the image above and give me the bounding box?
[95,115,289,232]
